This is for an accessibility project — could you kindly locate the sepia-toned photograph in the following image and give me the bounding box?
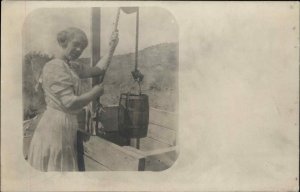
[1,1,299,191]
[22,7,179,172]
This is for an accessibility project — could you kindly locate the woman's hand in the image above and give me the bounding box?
[109,30,119,53]
[87,31,119,78]
[94,83,104,97]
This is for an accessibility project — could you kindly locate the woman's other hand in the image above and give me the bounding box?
[109,30,119,53]
[94,83,104,97]
[63,83,104,111]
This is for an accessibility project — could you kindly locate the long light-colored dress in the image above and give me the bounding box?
[28,58,82,172]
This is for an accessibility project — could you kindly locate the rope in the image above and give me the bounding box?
[135,8,139,72]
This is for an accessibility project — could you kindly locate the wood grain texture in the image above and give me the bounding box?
[144,150,178,172]
[149,108,178,130]
[84,155,111,171]
[147,123,176,146]
[130,136,172,151]
[121,145,178,172]
[83,135,144,171]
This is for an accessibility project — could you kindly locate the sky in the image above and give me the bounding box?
[23,7,178,57]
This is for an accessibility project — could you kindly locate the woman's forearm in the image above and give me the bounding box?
[80,51,115,78]
[79,30,118,79]
[94,52,114,75]
[66,84,104,111]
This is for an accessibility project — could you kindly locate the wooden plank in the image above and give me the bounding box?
[149,108,178,130]
[130,137,172,151]
[142,146,177,156]
[144,157,168,171]
[147,123,176,146]
[91,7,101,80]
[91,7,101,135]
[84,155,111,171]
[122,145,178,172]
[122,146,146,156]
[123,145,177,157]
[145,150,178,171]
[83,135,144,171]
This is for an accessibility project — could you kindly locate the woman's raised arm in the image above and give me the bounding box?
[76,52,114,78]
[77,31,119,78]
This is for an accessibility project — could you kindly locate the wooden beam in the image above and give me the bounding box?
[123,145,177,157]
[144,150,178,171]
[91,7,101,75]
[83,135,145,171]
[90,7,101,135]
[84,155,111,171]
[141,146,178,157]
[123,146,178,172]
[122,146,146,156]
[130,136,172,151]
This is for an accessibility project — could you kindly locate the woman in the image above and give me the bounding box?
[28,27,119,171]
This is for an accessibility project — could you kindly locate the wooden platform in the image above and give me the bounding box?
[23,106,179,171]
[77,106,178,171]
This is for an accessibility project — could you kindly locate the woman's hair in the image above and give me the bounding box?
[57,27,88,49]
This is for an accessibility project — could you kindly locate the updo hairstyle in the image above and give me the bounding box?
[57,27,88,49]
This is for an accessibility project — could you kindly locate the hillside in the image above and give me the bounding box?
[23,42,178,119]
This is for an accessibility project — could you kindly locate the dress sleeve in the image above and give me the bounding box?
[43,60,78,108]
[69,60,107,79]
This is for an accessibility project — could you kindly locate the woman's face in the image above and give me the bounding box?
[64,35,87,61]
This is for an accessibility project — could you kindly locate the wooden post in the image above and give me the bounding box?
[135,9,142,144]
[91,7,101,135]
[136,138,140,149]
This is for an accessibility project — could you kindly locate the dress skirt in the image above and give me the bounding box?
[28,107,78,171]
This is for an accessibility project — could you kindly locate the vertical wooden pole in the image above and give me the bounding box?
[135,8,141,145]
[91,7,101,71]
[91,7,101,135]
[136,138,140,149]
[134,8,141,149]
